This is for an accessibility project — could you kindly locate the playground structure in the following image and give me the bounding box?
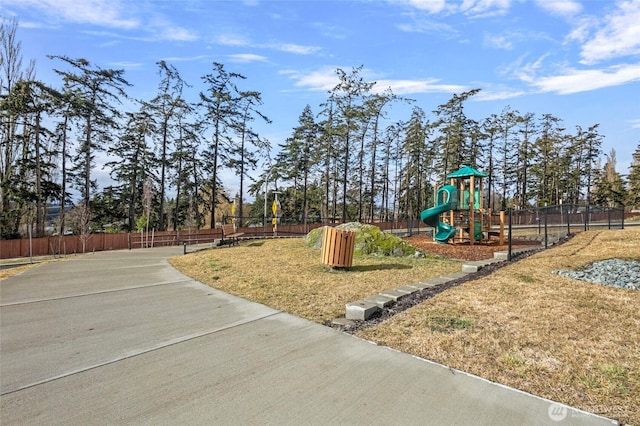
[421,166,504,245]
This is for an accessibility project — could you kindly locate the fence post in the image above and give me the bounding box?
[507,208,512,261]
[584,205,589,231]
[621,209,625,229]
[544,206,548,249]
[608,208,611,229]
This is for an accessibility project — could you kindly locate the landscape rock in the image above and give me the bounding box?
[553,259,640,290]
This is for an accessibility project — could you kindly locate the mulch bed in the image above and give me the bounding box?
[403,234,540,261]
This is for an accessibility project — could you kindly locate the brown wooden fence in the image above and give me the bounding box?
[1,229,221,259]
[0,222,419,259]
[3,209,630,259]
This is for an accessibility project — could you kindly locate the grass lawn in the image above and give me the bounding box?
[169,238,462,323]
[0,257,59,280]
[357,229,640,425]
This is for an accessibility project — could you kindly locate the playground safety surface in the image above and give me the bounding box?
[404,234,540,261]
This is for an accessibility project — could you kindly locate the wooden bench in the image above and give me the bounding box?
[220,223,244,246]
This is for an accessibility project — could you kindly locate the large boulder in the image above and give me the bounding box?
[305,222,421,257]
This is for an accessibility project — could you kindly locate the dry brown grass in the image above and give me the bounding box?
[169,238,461,323]
[0,260,56,280]
[357,229,640,425]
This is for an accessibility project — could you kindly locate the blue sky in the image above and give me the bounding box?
[4,0,640,196]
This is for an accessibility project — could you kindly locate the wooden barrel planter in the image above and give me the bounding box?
[321,227,356,269]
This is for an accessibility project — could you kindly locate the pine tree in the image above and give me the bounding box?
[497,106,519,209]
[329,66,375,222]
[432,89,481,182]
[592,149,626,207]
[399,107,432,221]
[276,105,318,224]
[145,60,189,231]
[229,90,271,226]
[198,62,245,228]
[626,144,640,209]
[481,114,500,211]
[49,56,131,209]
[105,110,155,231]
[515,112,536,209]
[531,114,565,205]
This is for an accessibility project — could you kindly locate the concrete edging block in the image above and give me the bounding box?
[379,289,407,301]
[462,264,481,273]
[345,301,380,320]
[365,295,396,308]
[414,281,437,290]
[395,285,420,295]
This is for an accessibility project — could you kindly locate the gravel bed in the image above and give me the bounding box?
[554,259,640,290]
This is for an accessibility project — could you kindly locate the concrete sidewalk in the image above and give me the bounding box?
[1,247,616,425]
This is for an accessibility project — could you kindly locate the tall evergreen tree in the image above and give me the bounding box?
[626,144,640,209]
[170,106,203,230]
[198,62,244,228]
[531,114,565,205]
[329,66,375,222]
[0,17,36,238]
[276,105,318,224]
[481,114,501,211]
[105,110,155,231]
[432,89,481,181]
[145,60,189,230]
[592,149,626,207]
[497,106,519,209]
[515,112,536,208]
[400,107,431,221]
[229,90,271,226]
[49,56,131,208]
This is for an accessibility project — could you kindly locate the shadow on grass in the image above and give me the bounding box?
[349,263,412,272]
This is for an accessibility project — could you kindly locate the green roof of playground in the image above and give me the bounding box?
[447,166,488,179]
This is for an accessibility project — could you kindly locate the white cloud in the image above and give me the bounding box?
[564,16,598,44]
[160,55,211,63]
[629,118,640,129]
[227,53,268,63]
[271,43,321,55]
[483,32,514,50]
[160,26,198,42]
[459,0,513,17]
[388,0,447,13]
[532,62,640,94]
[5,0,139,29]
[499,53,550,83]
[285,67,466,96]
[374,78,467,95]
[579,0,640,65]
[396,18,457,35]
[533,0,582,16]
[286,67,340,91]
[474,88,527,101]
[107,61,144,70]
[215,33,250,47]
[214,35,320,55]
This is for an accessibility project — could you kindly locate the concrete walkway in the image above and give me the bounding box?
[1,247,616,425]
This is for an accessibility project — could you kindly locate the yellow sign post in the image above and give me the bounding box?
[271,192,281,236]
[231,200,235,224]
